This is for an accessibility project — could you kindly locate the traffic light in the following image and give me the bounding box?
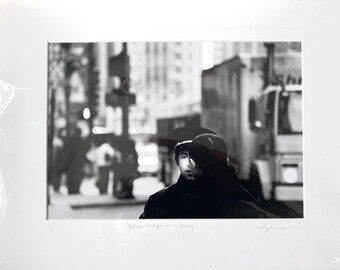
[109,44,128,78]
[107,43,136,136]
[108,44,136,107]
[88,67,100,119]
[109,42,133,98]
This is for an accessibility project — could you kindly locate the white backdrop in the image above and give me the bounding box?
[0,1,340,269]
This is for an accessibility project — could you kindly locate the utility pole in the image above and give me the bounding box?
[87,43,96,134]
[121,43,129,136]
[264,42,276,87]
[107,42,136,136]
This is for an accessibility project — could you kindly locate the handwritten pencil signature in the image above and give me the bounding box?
[258,224,295,240]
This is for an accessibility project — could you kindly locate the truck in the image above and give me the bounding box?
[201,50,303,202]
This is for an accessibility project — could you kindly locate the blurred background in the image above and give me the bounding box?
[47,41,303,219]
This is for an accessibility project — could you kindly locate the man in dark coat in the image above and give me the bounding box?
[185,133,275,218]
[140,127,216,218]
[140,130,275,218]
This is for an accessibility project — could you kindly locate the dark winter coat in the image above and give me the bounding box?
[140,166,272,219]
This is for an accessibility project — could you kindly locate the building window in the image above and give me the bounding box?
[233,42,241,55]
[154,67,159,82]
[175,81,181,89]
[154,43,158,56]
[163,43,167,86]
[146,43,150,54]
[244,42,252,52]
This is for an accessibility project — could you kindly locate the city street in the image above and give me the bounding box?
[48,175,303,219]
[261,200,303,218]
[49,199,303,219]
[47,42,304,220]
[49,203,145,219]
[48,176,164,219]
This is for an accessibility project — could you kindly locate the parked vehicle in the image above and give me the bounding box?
[135,140,159,176]
[248,84,302,201]
[201,51,303,202]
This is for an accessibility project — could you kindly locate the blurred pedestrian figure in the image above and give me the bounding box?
[87,133,116,194]
[64,127,91,194]
[113,137,138,199]
[51,128,66,192]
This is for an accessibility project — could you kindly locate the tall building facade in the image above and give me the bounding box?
[213,42,301,65]
[49,42,301,138]
[128,42,203,134]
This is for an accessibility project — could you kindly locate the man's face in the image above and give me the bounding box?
[188,156,203,180]
[177,150,195,180]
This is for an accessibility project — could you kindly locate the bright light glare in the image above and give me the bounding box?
[83,107,91,120]
[71,47,84,55]
[283,167,298,183]
[255,120,262,128]
[81,57,88,66]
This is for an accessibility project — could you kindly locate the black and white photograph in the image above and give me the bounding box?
[47,41,303,219]
[2,1,340,269]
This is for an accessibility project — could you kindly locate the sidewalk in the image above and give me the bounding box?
[50,193,150,208]
[49,176,165,209]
